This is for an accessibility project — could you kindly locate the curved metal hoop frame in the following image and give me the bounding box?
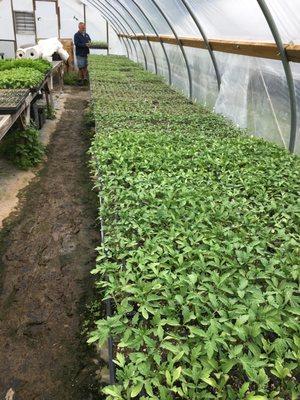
[96,0,141,63]
[148,0,193,99]
[130,0,172,85]
[257,0,297,153]
[100,0,148,69]
[180,0,221,91]
[114,0,158,74]
[87,0,133,58]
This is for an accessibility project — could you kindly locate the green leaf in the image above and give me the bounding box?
[166,370,172,386]
[266,320,282,336]
[157,324,164,340]
[145,382,154,397]
[188,326,206,337]
[141,306,149,320]
[175,294,184,305]
[102,385,123,398]
[172,366,182,383]
[236,314,249,326]
[257,368,269,388]
[205,340,216,359]
[201,377,217,388]
[222,359,237,373]
[153,352,161,366]
[114,353,125,368]
[161,342,179,354]
[208,293,218,308]
[239,382,250,397]
[131,383,143,398]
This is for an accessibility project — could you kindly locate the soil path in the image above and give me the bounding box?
[0,87,99,400]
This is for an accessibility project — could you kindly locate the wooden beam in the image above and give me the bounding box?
[287,44,300,63]
[118,34,300,63]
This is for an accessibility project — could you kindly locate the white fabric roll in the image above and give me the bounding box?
[16,48,26,59]
[57,48,69,61]
[38,38,62,59]
[17,38,65,61]
[25,46,42,59]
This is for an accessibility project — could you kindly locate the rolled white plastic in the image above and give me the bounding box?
[38,38,62,59]
[16,38,65,61]
[16,48,26,59]
[57,48,69,61]
[25,46,42,59]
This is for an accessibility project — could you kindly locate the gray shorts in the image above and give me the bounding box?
[77,56,88,69]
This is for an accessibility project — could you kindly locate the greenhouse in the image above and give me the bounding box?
[0,1,299,399]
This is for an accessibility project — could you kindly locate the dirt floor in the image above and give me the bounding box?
[0,90,68,228]
[0,87,100,400]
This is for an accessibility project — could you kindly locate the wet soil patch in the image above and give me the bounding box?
[0,87,100,400]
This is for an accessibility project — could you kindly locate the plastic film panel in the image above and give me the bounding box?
[265,0,300,42]
[184,46,219,108]
[141,40,156,73]
[185,0,274,41]
[101,4,136,60]
[127,39,138,63]
[149,41,169,80]
[214,53,291,149]
[164,44,190,96]
[137,0,173,35]
[122,0,156,34]
[112,0,156,71]
[108,0,141,34]
[155,0,200,37]
[248,58,291,148]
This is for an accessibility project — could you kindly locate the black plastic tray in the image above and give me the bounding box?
[0,89,30,114]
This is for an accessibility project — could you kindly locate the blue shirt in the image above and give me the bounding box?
[74,31,91,57]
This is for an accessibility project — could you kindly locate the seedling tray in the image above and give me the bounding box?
[0,89,30,114]
[29,69,52,93]
[29,78,47,93]
[90,45,108,49]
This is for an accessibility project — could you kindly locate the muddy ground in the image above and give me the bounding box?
[0,87,100,400]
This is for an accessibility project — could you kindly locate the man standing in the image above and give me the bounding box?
[74,22,91,86]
